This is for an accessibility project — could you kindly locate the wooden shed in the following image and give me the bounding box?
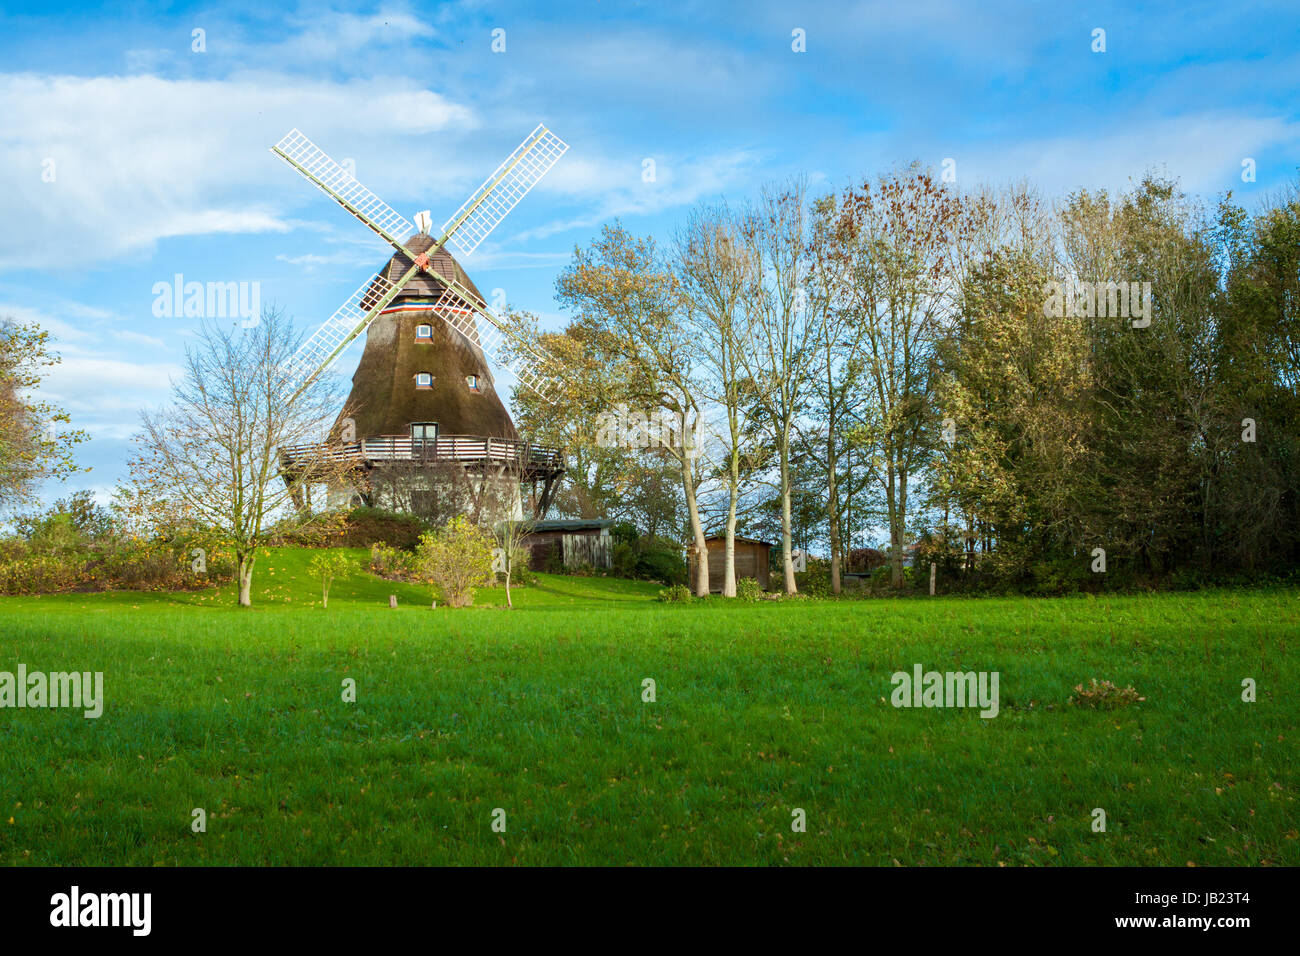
[524,519,614,571]
[689,535,773,592]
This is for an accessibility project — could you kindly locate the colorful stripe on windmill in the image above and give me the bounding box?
[378,298,477,318]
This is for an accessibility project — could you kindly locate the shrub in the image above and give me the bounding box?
[104,528,234,592]
[1068,679,1145,709]
[656,583,694,603]
[612,540,637,578]
[0,530,234,595]
[338,508,428,549]
[97,541,188,591]
[794,555,831,597]
[415,517,494,608]
[281,507,427,550]
[636,538,687,585]
[0,537,27,562]
[607,527,686,585]
[370,542,417,581]
[1026,558,1094,597]
[0,554,84,595]
[846,546,887,573]
[17,492,116,548]
[610,521,639,546]
[23,512,84,556]
[309,551,355,608]
[736,577,764,602]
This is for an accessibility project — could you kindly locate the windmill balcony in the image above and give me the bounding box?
[278,433,564,480]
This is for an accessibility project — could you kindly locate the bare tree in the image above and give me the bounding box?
[676,203,756,596]
[737,180,822,594]
[130,310,350,606]
[801,191,867,595]
[834,166,976,588]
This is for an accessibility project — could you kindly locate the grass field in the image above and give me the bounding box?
[0,546,1295,866]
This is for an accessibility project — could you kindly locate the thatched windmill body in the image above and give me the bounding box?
[272,126,567,522]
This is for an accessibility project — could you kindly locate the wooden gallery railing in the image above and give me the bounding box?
[278,434,563,475]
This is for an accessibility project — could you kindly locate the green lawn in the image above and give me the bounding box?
[0,547,1295,865]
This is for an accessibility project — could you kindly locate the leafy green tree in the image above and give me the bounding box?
[309,551,354,609]
[0,318,87,512]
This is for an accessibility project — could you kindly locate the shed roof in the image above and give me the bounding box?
[530,519,615,532]
[703,535,773,547]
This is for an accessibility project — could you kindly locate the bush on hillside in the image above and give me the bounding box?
[656,583,694,603]
[369,542,418,581]
[612,530,687,585]
[279,507,427,550]
[415,516,494,608]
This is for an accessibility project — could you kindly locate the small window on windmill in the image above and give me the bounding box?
[415,323,432,342]
[466,374,481,393]
[415,372,433,389]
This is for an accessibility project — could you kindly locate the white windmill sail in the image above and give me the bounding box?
[282,270,400,389]
[438,124,569,257]
[425,275,559,403]
[272,129,416,250]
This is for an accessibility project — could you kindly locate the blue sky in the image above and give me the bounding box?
[1,0,1297,504]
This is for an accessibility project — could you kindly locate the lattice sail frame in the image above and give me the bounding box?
[438,124,568,257]
[426,275,559,403]
[272,124,567,400]
[281,269,401,390]
[272,129,415,250]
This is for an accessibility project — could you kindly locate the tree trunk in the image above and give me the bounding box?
[827,442,841,595]
[779,436,796,594]
[886,459,903,589]
[686,479,709,597]
[681,412,709,597]
[723,479,738,597]
[237,551,256,607]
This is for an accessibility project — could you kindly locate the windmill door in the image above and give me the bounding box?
[410,422,438,458]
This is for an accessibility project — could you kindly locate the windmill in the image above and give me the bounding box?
[272,123,568,520]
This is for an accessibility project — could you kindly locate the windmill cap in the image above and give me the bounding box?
[382,235,487,308]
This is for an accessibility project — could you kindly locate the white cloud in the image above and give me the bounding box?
[269,10,438,63]
[515,149,762,240]
[0,303,179,427]
[0,72,476,271]
[946,113,1294,198]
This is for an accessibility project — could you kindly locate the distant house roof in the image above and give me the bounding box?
[529,519,615,533]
